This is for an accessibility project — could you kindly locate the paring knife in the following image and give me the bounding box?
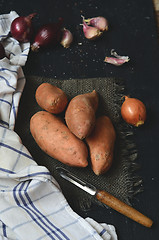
[56,167,153,228]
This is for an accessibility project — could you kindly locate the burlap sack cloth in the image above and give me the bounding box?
[15,76,142,210]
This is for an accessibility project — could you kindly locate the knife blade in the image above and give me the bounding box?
[56,167,153,228]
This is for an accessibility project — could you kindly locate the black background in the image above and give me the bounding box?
[1,0,159,239]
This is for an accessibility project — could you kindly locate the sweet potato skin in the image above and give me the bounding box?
[86,116,116,175]
[35,83,68,114]
[30,111,88,167]
[65,90,98,139]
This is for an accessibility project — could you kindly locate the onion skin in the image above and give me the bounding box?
[121,96,146,127]
[10,13,36,42]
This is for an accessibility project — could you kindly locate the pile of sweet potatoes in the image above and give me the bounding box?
[30,82,116,175]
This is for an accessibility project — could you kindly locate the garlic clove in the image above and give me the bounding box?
[60,28,73,48]
[82,17,103,40]
[84,16,109,32]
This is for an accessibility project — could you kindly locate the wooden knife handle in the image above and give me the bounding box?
[96,190,153,228]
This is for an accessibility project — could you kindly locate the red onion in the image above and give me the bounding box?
[121,96,146,127]
[10,13,36,42]
[81,16,102,40]
[31,18,63,51]
[0,43,6,59]
[84,16,108,32]
[60,28,73,48]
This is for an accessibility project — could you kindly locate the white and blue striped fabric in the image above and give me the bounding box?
[0,11,118,240]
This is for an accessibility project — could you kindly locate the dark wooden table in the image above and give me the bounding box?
[1,0,159,239]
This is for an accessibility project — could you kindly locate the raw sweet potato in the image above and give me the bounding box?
[86,116,116,175]
[65,90,98,139]
[35,83,68,114]
[30,111,88,167]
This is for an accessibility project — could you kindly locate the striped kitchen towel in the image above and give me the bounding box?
[0,11,118,240]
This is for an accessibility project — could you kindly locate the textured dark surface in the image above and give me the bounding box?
[1,0,159,239]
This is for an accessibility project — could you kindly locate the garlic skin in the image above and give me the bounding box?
[104,49,130,66]
[60,28,73,48]
[104,57,129,66]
